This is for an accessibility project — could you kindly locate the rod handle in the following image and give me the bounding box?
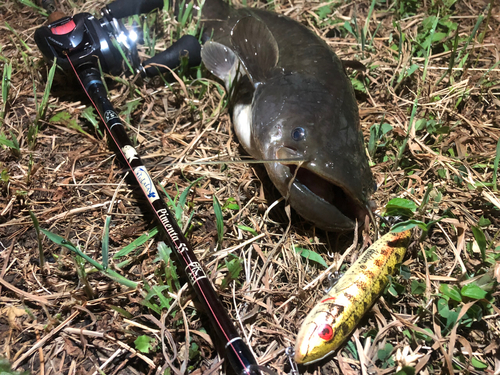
[141,35,201,77]
[105,0,163,19]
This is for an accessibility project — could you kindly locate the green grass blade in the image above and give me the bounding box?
[111,39,135,75]
[115,259,133,268]
[0,132,20,155]
[9,131,20,152]
[390,22,405,87]
[81,106,103,137]
[471,226,487,262]
[103,268,137,288]
[221,256,242,289]
[213,195,224,248]
[175,176,203,224]
[479,60,500,83]
[456,15,484,69]
[395,15,438,168]
[362,0,377,51]
[159,183,177,209]
[41,229,137,288]
[74,254,94,299]
[42,229,101,267]
[158,242,180,291]
[418,183,434,214]
[395,95,418,169]
[237,225,258,236]
[435,29,459,86]
[294,247,328,268]
[29,210,44,269]
[179,0,194,32]
[102,216,111,270]
[1,61,12,122]
[492,138,500,191]
[16,0,48,16]
[40,59,58,115]
[4,22,33,52]
[421,15,439,83]
[114,227,159,259]
[152,285,172,309]
[31,58,57,149]
[477,0,493,44]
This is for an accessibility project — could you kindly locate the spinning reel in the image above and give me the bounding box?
[34,0,201,77]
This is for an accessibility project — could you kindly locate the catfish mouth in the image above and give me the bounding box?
[287,164,367,223]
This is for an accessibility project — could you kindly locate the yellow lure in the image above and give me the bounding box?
[294,229,411,364]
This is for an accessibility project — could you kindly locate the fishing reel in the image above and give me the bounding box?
[34,0,201,77]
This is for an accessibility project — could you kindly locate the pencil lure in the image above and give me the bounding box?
[294,229,411,365]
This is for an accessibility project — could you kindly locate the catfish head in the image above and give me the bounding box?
[252,74,375,231]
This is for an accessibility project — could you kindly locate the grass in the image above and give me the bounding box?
[41,229,138,289]
[1,61,11,123]
[31,58,57,149]
[0,0,499,374]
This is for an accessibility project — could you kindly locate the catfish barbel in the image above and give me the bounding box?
[294,229,411,364]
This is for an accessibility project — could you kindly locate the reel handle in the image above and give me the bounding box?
[105,0,164,19]
[141,35,201,77]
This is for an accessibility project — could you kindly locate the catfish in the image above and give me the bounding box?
[199,0,375,231]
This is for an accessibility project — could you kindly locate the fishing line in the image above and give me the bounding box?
[174,158,306,166]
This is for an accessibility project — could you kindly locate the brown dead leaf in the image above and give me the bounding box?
[63,338,84,358]
[0,305,27,329]
[337,354,359,375]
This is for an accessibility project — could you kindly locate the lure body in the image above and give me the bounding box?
[294,230,411,364]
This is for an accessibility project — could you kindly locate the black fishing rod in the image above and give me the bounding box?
[74,64,260,375]
[33,1,270,373]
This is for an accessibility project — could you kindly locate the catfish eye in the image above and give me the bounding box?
[317,324,334,341]
[291,127,306,141]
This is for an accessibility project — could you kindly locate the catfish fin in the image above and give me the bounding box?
[201,41,239,90]
[230,16,279,86]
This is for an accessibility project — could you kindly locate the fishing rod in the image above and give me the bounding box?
[34,1,270,373]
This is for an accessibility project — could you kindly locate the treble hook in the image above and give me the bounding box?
[285,346,300,375]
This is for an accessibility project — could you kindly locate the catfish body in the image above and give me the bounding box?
[200,0,375,231]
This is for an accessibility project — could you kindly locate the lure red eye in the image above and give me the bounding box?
[317,324,334,341]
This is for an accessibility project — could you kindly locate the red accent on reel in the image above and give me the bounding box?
[51,19,76,35]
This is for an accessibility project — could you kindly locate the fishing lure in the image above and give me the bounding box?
[294,229,411,364]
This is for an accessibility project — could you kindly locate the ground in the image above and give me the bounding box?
[0,0,499,374]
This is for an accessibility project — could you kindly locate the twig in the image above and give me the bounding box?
[36,331,45,375]
[436,222,467,276]
[12,310,80,369]
[46,201,112,223]
[91,349,124,375]
[0,239,15,295]
[0,275,50,305]
[207,233,266,266]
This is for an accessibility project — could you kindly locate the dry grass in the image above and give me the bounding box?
[0,0,499,374]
